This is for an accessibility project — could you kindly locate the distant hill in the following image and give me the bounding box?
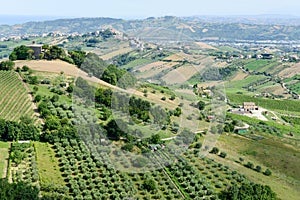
[1,16,300,41]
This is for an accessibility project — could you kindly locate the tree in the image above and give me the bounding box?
[210,147,219,154]
[169,95,176,100]
[0,60,15,70]
[143,178,157,191]
[173,107,182,117]
[28,76,38,84]
[255,165,262,172]
[219,152,227,158]
[224,123,234,132]
[20,115,34,125]
[150,134,161,144]
[34,95,42,103]
[0,179,40,200]
[22,65,30,71]
[44,116,61,131]
[197,101,206,110]
[69,50,86,66]
[219,182,277,200]
[9,45,34,60]
[51,94,60,102]
[263,169,272,176]
[194,142,202,149]
[121,143,134,152]
[245,162,254,169]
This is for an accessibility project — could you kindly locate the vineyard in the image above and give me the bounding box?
[0,71,36,122]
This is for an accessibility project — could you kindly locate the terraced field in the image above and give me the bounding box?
[0,71,36,122]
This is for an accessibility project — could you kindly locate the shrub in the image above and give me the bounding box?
[263,169,272,176]
[245,162,254,169]
[255,165,262,172]
[219,152,227,158]
[210,147,219,154]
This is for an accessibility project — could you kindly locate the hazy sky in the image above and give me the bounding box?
[2,0,300,18]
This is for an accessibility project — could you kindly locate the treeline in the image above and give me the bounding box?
[9,45,136,88]
[0,118,39,141]
[9,44,85,66]
[200,66,237,81]
[219,182,277,200]
[0,179,40,200]
[281,115,300,125]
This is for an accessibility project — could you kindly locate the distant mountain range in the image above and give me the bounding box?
[1,16,300,41]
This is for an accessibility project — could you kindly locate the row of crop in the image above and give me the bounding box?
[10,143,40,186]
[0,71,35,122]
[52,139,136,200]
[184,151,247,190]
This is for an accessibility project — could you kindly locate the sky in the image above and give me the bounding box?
[2,0,300,19]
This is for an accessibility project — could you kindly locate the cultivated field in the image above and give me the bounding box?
[0,71,36,122]
[279,62,300,78]
[231,71,248,81]
[15,60,117,89]
[194,42,217,50]
[138,61,178,72]
[100,47,133,60]
[162,64,201,84]
[0,142,9,178]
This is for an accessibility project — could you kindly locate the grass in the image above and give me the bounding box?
[34,142,65,186]
[0,142,9,178]
[244,59,272,71]
[122,58,152,69]
[30,85,72,104]
[227,93,300,113]
[213,134,300,200]
[225,75,266,89]
[228,113,300,136]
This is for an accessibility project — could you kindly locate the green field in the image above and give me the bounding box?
[0,71,36,122]
[227,93,300,113]
[122,58,152,69]
[0,141,9,178]
[244,59,272,71]
[213,134,300,200]
[34,142,65,187]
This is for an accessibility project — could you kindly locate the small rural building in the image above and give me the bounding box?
[235,127,248,134]
[243,102,258,112]
[26,44,43,59]
[261,53,274,59]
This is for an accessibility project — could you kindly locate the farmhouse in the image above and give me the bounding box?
[261,53,274,59]
[26,44,43,59]
[243,102,258,112]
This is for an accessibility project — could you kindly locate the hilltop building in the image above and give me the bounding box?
[26,44,43,59]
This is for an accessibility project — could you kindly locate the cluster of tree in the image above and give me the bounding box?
[0,118,39,141]
[219,182,277,200]
[80,53,136,88]
[0,60,15,70]
[0,179,40,200]
[9,44,83,66]
[69,50,86,66]
[281,115,300,125]
[9,45,34,60]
